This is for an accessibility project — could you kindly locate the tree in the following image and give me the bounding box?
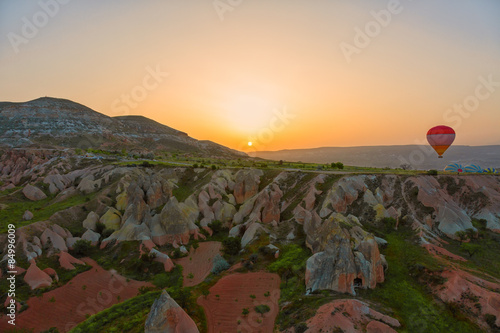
[242,308,249,316]
[460,243,483,258]
[455,230,468,243]
[400,164,412,170]
[335,162,344,170]
[465,228,476,240]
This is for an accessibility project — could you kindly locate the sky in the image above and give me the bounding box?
[1,0,499,153]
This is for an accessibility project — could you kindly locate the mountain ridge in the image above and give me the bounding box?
[0,97,245,158]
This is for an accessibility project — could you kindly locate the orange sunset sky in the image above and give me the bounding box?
[1,0,499,152]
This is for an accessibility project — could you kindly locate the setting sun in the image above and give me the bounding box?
[248,141,253,146]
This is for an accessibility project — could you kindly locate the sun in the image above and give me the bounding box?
[248,141,253,146]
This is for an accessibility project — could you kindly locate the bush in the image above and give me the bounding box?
[295,323,308,333]
[101,228,114,239]
[211,254,230,274]
[222,237,241,256]
[72,239,92,257]
[484,314,498,329]
[254,304,270,314]
[95,222,106,234]
[427,169,438,175]
[209,220,223,234]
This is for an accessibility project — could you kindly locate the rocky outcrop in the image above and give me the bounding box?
[82,211,100,230]
[99,207,122,231]
[145,290,199,333]
[22,184,47,201]
[58,251,85,270]
[24,262,53,289]
[305,214,384,295]
[233,169,263,204]
[81,229,101,245]
[149,197,201,246]
[302,299,400,333]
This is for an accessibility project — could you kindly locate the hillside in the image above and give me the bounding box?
[0,149,499,332]
[0,97,245,159]
[255,145,500,170]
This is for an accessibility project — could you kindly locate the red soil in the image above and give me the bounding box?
[197,272,280,333]
[174,241,221,287]
[0,258,152,333]
[433,268,500,328]
[303,299,400,333]
[423,243,467,262]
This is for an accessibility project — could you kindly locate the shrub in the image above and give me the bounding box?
[295,323,308,333]
[211,254,230,274]
[484,314,498,329]
[72,239,92,257]
[427,169,438,175]
[101,228,114,239]
[222,237,241,256]
[95,222,106,234]
[242,308,249,316]
[254,304,270,315]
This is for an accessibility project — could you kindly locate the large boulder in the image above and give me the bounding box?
[145,290,199,333]
[24,262,52,289]
[23,210,34,221]
[82,211,100,230]
[22,184,47,201]
[40,228,68,252]
[82,229,101,245]
[99,207,122,231]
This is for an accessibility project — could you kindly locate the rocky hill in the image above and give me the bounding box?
[0,150,499,332]
[0,97,245,158]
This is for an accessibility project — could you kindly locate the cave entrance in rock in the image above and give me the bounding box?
[354,278,362,287]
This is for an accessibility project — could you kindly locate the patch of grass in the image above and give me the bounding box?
[442,224,500,280]
[90,241,164,281]
[172,168,212,202]
[69,291,161,333]
[357,228,482,333]
[0,190,97,233]
[258,169,282,191]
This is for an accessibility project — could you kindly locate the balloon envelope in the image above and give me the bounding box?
[427,125,455,158]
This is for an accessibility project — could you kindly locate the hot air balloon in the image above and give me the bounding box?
[464,164,483,173]
[444,163,463,173]
[427,125,455,158]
